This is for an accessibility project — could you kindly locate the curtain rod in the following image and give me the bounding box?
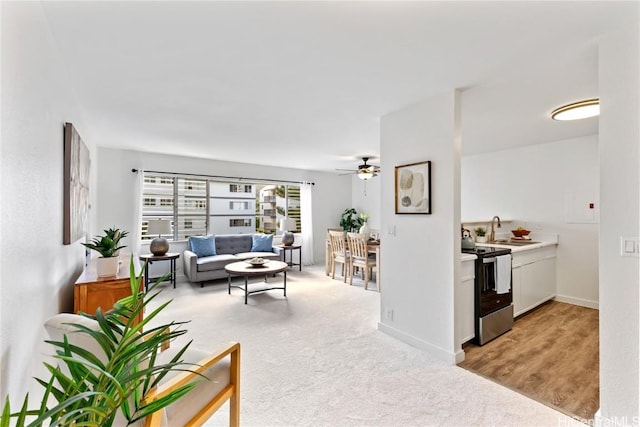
[131,169,315,186]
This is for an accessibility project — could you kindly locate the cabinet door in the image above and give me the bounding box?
[459,260,476,345]
[520,258,557,313]
[460,278,475,344]
[512,265,522,316]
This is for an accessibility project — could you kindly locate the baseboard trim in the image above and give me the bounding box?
[554,295,599,310]
[377,322,458,364]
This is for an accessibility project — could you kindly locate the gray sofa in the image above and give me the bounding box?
[183,234,283,286]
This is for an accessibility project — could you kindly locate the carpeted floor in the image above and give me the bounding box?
[147,265,574,426]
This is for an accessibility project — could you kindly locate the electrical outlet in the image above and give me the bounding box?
[385,308,394,320]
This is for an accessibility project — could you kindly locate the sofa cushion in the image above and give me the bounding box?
[215,234,253,255]
[251,234,273,252]
[189,235,216,258]
[196,254,238,272]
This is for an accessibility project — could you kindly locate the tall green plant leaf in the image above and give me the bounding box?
[2,256,204,426]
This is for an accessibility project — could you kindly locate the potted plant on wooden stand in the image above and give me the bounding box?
[82,227,128,277]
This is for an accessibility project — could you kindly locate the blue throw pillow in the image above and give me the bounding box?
[251,234,273,252]
[189,235,216,258]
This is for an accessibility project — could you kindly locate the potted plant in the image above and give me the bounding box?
[474,226,488,243]
[359,213,371,239]
[339,208,364,232]
[82,227,129,277]
[0,260,197,426]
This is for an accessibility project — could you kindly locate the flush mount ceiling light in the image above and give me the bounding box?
[551,98,600,121]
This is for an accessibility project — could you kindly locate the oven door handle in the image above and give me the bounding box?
[482,255,511,264]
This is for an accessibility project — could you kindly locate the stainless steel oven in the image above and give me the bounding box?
[463,246,514,345]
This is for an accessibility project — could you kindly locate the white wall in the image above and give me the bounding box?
[597,22,639,423]
[461,136,600,308]
[0,2,96,402]
[352,175,381,233]
[96,147,351,277]
[378,91,461,363]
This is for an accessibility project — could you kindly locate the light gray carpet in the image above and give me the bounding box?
[147,265,573,426]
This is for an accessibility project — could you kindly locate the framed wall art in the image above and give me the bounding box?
[63,122,90,244]
[395,160,431,214]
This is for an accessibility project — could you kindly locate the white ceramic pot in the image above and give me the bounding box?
[359,222,371,240]
[476,235,488,243]
[97,256,119,277]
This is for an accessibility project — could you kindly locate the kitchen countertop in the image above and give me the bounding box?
[461,253,477,262]
[475,232,559,253]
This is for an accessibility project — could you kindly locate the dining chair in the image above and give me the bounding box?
[328,230,350,282]
[346,232,378,290]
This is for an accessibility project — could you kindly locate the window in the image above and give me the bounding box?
[229,184,252,193]
[141,174,207,241]
[141,174,303,239]
[230,219,252,227]
[229,201,250,210]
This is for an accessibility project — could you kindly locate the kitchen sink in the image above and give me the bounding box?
[489,239,540,246]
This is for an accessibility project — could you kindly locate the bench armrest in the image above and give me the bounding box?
[144,342,241,427]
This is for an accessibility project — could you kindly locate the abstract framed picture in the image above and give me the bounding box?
[63,122,90,244]
[395,160,431,214]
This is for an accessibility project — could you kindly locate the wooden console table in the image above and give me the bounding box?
[74,259,144,324]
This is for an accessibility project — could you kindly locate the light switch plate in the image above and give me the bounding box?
[620,237,640,257]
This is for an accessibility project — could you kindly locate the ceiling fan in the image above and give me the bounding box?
[337,157,381,180]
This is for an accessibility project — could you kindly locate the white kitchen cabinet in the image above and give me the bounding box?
[511,245,557,317]
[512,265,522,315]
[458,258,476,345]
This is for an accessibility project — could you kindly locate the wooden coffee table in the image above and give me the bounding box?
[225,260,288,304]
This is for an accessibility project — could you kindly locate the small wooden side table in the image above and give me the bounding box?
[139,252,180,290]
[74,259,144,325]
[277,244,302,271]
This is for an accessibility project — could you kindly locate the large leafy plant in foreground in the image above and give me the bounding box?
[1,259,198,426]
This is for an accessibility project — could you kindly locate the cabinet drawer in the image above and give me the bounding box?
[512,245,557,267]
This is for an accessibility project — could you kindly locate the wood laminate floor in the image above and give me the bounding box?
[459,301,599,421]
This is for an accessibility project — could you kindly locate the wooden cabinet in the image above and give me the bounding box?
[512,245,557,317]
[74,260,143,324]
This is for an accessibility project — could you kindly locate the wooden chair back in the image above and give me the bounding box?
[328,230,348,257]
[346,232,369,261]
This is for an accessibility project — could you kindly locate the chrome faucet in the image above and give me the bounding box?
[489,216,501,242]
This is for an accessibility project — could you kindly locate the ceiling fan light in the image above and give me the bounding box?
[551,98,599,121]
[358,172,373,180]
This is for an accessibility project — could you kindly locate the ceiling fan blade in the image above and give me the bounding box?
[335,168,357,172]
[338,172,356,176]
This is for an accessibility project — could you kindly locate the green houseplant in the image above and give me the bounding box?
[474,226,487,243]
[339,208,364,232]
[82,227,128,258]
[0,259,198,426]
[82,227,129,277]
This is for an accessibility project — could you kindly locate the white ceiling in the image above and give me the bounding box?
[40,1,639,173]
